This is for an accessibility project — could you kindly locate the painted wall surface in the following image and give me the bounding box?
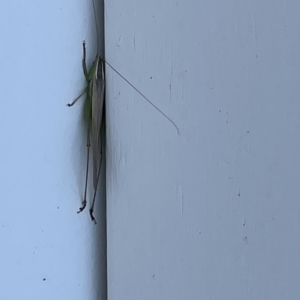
[105,0,300,299]
[0,1,106,299]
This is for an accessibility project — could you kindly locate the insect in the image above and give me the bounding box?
[67,41,105,224]
[68,0,179,224]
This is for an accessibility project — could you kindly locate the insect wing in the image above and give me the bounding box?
[91,58,105,189]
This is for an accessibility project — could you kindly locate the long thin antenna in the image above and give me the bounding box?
[105,60,180,135]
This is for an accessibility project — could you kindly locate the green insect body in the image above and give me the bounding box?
[68,41,105,224]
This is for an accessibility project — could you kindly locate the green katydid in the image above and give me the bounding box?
[68,0,180,224]
[67,41,105,224]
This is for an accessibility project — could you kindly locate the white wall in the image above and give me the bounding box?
[0,1,106,299]
[106,0,300,299]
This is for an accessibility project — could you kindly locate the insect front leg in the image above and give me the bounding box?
[67,42,89,107]
[67,86,87,107]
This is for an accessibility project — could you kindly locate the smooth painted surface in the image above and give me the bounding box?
[105,0,300,299]
[0,1,106,299]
